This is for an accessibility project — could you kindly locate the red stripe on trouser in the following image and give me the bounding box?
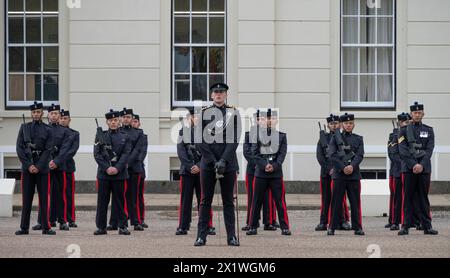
[401,173,405,225]
[136,174,142,224]
[47,173,51,229]
[208,208,213,227]
[141,176,145,220]
[280,178,290,228]
[248,176,257,227]
[245,174,249,224]
[96,179,99,191]
[63,172,68,223]
[390,176,396,224]
[328,180,334,227]
[358,181,363,228]
[123,180,129,218]
[268,189,273,224]
[71,172,76,222]
[178,176,183,227]
[20,173,24,214]
[319,177,323,217]
[343,194,349,221]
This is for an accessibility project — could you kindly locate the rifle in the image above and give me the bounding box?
[186,144,201,165]
[334,129,355,167]
[95,118,118,166]
[406,125,426,159]
[318,122,329,156]
[22,114,36,165]
[392,120,399,133]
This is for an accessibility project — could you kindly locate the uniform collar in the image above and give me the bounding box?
[109,128,119,134]
[51,122,58,127]
[123,125,132,129]
[213,103,226,109]
[413,121,422,126]
[343,131,353,135]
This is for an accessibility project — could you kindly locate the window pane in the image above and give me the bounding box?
[192,0,207,12]
[174,0,190,12]
[192,47,207,73]
[26,47,41,72]
[377,75,393,101]
[360,0,376,16]
[342,47,358,73]
[8,17,24,43]
[9,47,24,72]
[210,74,224,87]
[342,0,358,15]
[210,0,224,11]
[192,75,207,101]
[209,17,224,43]
[360,75,376,101]
[174,17,189,43]
[342,76,358,102]
[8,0,24,11]
[43,17,58,43]
[377,48,392,73]
[26,74,42,101]
[43,0,58,11]
[209,47,224,73]
[175,78,190,101]
[360,17,376,44]
[174,47,191,73]
[342,18,358,44]
[360,47,376,73]
[43,75,58,101]
[9,75,25,101]
[26,0,41,11]
[44,47,58,72]
[192,17,207,43]
[377,18,393,44]
[26,17,41,43]
[379,0,393,15]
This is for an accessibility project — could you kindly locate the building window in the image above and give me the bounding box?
[171,0,227,107]
[340,0,395,108]
[5,0,59,108]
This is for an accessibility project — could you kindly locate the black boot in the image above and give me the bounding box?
[134,224,144,231]
[15,229,29,235]
[424,229,438,235]
[59,223,69,231]
[207,227,216,235]
[119,227,130,235]
[228,236,240,246]
[246,228,257,236]
[106,225,118,231]
[398,228,409,236]
[69,222,78,228]
[94,229,107,235]
[327,229,335,236]
[384,223,392,228]
[315,224,327,231]
[175,228,188,235]
[341,222,352,231]
[241,225,250,231]
[272,221,280,228]
[354,229,365,236]
[194,238,206,247]
[264,224,277,231]
[390,224,399,231]
[32,224,42,231]
[281,229,291,236]
[141,222,149,229]
[42,229,56,235]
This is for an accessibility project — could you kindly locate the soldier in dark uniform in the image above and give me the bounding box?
[16,102,56,235]
[246,109,291,236]
[45,104,72,231]
[315,114,351,231]
[242,111,278,232]
[131,114,149,228]
[94,110,132,236]
[59,109,80,228]
[327,113,365,236]
[398,102,438,236]
[194,83,241,247]
[176,109,215,235]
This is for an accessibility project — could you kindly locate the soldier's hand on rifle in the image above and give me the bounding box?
[106,167,118,175]
[265,164,274,173]
[413,164,423,174]
[49,160,57,170]
[28,165,38,174]
[329,169,334,176]
[343,165,353,175]
[191,165,200,175]
[215,159,227,175]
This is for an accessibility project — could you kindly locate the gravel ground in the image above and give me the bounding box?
[0,210,449,258]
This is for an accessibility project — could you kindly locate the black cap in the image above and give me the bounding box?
[47,103,60,113]
[340,113,355,122]
[133,114,140,121]
[410,101,424,112]
[120,107,134,116]
[326,114,340,123]
[397,112,411,122]
[60,109,70,117]
[105,109,120,120]
[29,101,43,111]
[210,83,229,92]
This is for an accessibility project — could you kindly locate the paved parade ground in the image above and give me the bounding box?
[0,210,449,258]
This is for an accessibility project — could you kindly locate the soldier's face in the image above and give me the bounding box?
[31,109,43,121]
[48,111,60,123]
[122,114,133,126]
[191,115,199,126]
[328,121,339,132]
[107,118,120,130]
[411,111,424,122]
[267,117,278,128]
[132,119,141,129]
[59,116,71,127]
[342,121,355,132]
[211,90,227,105]
[257,117,267,128]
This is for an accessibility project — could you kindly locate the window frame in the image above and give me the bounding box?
[340,0,397,110]
[171,0,228,109]
[4,0,60,110]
